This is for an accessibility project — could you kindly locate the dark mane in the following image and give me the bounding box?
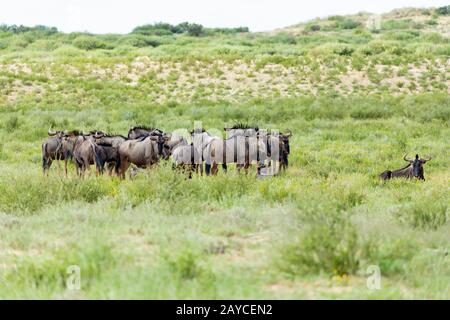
[130,126,160,131]
[230,123,259,130]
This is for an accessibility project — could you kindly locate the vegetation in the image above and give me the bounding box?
[0,7,448,299]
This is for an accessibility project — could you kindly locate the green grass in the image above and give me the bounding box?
[0,93,448,299]
[0,6,449,299]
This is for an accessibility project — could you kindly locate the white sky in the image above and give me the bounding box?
[0,0,448,33]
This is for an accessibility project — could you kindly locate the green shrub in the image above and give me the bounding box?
[396,198,448,230]
[278,218,360,276]
[73,36,108,50]
[436,5,450,15]
[163,249,204,280]
[362,239,418,276]
[306,24,321,32]
[382,19,413,30]
[338,19,361,30]
[4,116,20,131]
[6,243,117,289]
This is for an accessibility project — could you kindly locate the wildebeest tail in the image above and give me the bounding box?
[42,143,47,170]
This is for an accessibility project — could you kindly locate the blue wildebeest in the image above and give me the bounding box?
[379,154,432,181]
[117,134,169,179]
[193,131,267,176]
[94,132,128,175]
[42,129,67,175]
[127,126,164,140]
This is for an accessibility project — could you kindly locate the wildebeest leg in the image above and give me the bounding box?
[222,164,228,174]
[64,159,68,177]
[44,158,53,175]
[82,157,90,178]
[120,159,130,180]
[205,163,211,176]
[211,163,219,175]
[42,157,49,175]
[106,163,114,176]
[47,158,53,174]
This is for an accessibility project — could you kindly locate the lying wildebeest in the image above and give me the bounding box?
[193,131,267,176]
[117,135,169,179]
[380,154,432,181]
[42,129,67,175]
[127,126,164,140]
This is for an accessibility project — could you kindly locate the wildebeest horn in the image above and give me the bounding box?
[422,155,432,161]
[404,154,413,162]
[48,128,57,135]
[284,129,292,137]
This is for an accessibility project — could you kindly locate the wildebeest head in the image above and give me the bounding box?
[404,154,431,180]
[48,129,65,139]
[280,129,292,155]
[150,135,170,160]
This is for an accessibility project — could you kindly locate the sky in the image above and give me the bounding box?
[0,0,448,33]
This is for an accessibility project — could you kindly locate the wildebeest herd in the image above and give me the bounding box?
[42,124,432,181]
[42,124,292,179]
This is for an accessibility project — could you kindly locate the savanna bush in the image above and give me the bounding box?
[396,196,448,230]
[278,218,360,276]
[436,5,450,15]
[4,116,20,131]
[361,238,418,276]
[73,36,108,50]
[337,19,361,30]
[163,248,205,280]
[0,174,114,214]
[5,243,117,289]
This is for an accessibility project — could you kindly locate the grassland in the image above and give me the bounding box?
[0,7,449,299]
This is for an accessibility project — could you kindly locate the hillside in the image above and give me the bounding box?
[0,7,449,107]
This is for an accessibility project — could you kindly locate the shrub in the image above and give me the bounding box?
[278,218,360,276]
[183,23,204,37]
[436,5,450,15]
[73,36,108,50]
[335,46,354,56]
[6,243,117,289]
[338,19,361,30]
[132,22,178,36]
[382,19,414,30]
[4,116,20,131]
[362,239,418,276]
[306,24,321,32]
[163,248,204,280]
[121,35,161,48]
[396,197,448,230]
